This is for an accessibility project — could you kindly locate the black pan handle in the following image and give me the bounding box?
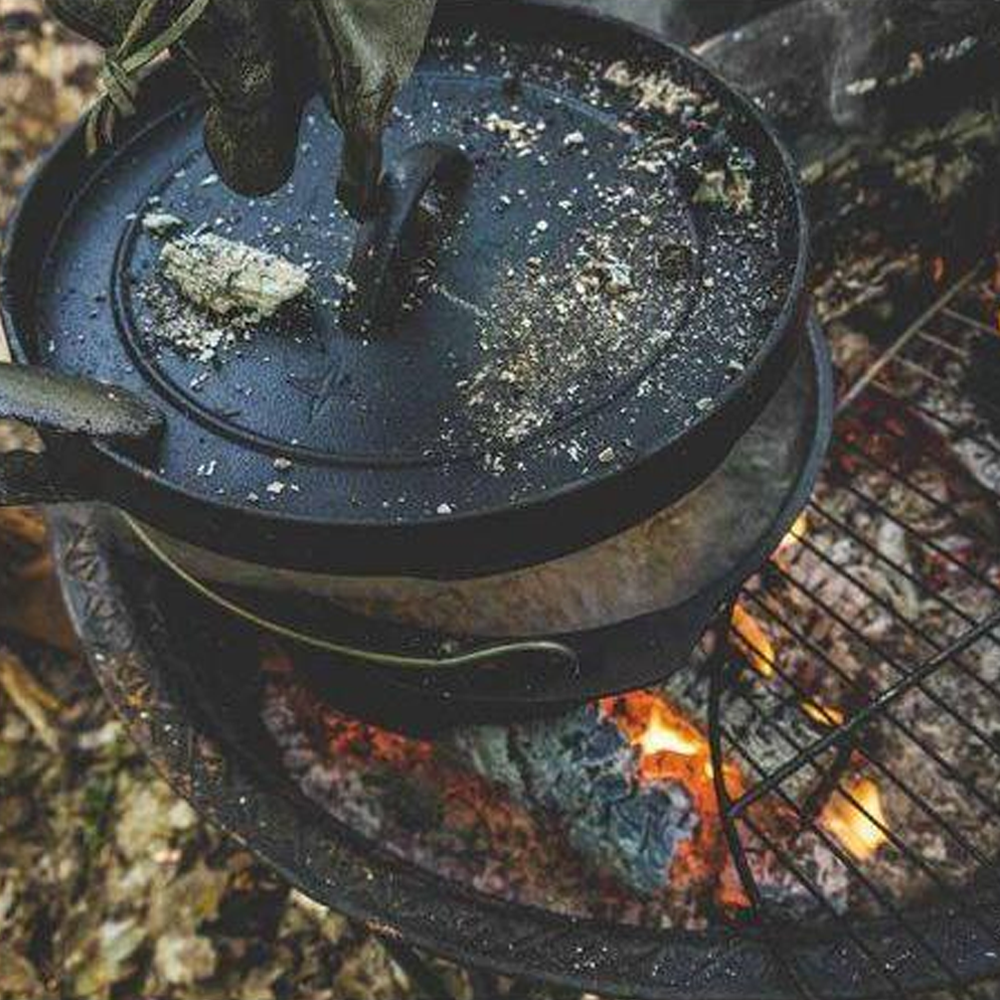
[0,364,163,506]
[342,141,472,333]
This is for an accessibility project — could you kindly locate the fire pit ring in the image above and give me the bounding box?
[48,495,1000,1000]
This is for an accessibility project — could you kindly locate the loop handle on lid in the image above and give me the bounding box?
[342,141,472,334]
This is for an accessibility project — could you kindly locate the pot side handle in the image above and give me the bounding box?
[0,363,164,506]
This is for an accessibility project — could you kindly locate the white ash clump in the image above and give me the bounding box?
[160,233,310,320]
[141,211,185,235]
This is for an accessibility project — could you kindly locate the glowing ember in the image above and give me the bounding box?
[820,777,889,861]
[732,603,776,678]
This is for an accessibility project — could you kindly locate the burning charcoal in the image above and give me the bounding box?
[656,661,849,812]
[450,703,698,896]
[160,233,310,320]
[261,675,665,919]
[263,618,861,910]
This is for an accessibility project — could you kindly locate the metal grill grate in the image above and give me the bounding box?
[711,261,1000,999]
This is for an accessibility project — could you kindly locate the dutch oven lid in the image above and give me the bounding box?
[1,0,807,578]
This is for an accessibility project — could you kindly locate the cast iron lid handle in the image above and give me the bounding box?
[0,364,164,505]
[342,141,472,333]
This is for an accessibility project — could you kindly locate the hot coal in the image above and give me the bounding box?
[262,636,856,921]
[449,703,698,895]
[261,668,672,925]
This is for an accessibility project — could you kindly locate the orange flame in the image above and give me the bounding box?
[820,777,888,861]
[801,698,845,728]
[931,256,946,284]
[638,700,704,759]
[732,603,776,678]
[775,511,808,560]
[604,691,745,898]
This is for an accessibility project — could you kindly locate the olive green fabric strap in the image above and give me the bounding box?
[307,0,437,215]
[308,0,436,130]
[86,0,212,153]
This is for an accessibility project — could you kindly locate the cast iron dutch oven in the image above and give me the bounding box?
[0,0,824,707]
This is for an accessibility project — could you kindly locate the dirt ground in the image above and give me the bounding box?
[0,4,574,997]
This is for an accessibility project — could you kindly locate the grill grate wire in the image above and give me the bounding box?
[712,260,1000,998]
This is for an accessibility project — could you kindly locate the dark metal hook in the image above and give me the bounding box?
[342,140,472,334]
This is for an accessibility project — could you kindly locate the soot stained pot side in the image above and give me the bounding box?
[0,0,815,701]
[131,320,830,715]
